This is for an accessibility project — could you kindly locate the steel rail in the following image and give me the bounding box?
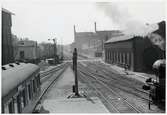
[78,71,120,113]
[79,62,149,98]
[40,63,67,78]
[78,65,143,113]
[33,63,69,112]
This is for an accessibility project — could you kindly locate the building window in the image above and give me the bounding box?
[119,52,121,63]
[109,50,111,62]
[112,52,114,62]
[20,51,24,59]
[111,51,113,62]
[8,99,14,113]
[127,52,130,66]
[121,52,124,64]
[20,42,24,45]
[122,53,125,64]
[125,53,127,64]
[114,52,116,63]
[113,51,114,62]
[106,49,108,61]
[116,52,118,63]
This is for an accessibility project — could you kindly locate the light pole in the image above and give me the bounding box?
[48,38,57,64]
[61,38,63,60]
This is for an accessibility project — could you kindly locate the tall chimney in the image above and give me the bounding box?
[74,25,76,46]
[74,25,76,34]
[94,22,97,32]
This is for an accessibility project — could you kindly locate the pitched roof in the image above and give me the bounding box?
[2,63,39,97]
[105,35,134,44]
[2,8,15,15]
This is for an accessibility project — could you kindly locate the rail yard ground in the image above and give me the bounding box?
[37,60,165,113]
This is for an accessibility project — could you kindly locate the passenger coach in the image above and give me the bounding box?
[2,62,41,113]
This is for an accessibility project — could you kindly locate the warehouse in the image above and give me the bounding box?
[104,35,164,72]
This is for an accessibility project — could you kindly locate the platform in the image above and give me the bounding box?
[41,66,109,113]
[43,97,109,113]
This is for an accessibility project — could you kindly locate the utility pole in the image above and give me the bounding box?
[61,38,63,60]
[48,38,57,64]
[73,48,80,96]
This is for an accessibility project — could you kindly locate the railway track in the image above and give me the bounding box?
[79,62,149,100]
[40,63,68,82]
[78,64,148,113]
[33,62,69,112]
[77,64,144,113]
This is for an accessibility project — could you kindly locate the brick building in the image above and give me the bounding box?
[2,8,14,65]
[74,23,122,57]
[105,35,164,72]
[15,39,40,63]
[104,21,165,72]
[74,29,98,57]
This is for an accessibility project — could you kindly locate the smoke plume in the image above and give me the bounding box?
[96,2,166,51]
[96,2,159,36]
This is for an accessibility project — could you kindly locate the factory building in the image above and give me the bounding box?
[2,8,14,65]
[74,22,122,57]
[104,21,165,72]
[15,39,40,64]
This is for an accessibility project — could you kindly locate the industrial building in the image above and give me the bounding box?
[15,39,40,64]
[2,8,14,65]
[104,21,165,72]
[74,22,122,57]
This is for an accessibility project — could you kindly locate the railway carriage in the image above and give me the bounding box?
[2,63,41,113]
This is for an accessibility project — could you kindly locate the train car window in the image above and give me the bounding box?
[36,75,40,88]
[28,84,32,100]
[26,84,30,103]
[20,93,24,109]
[2,102,5,113]
[31,80,34,97]
[8,99,15,113]
[13,97,18,113]
[38,74,41,85]
[33,79,36,93]
[17,94,22,113]
[36,77,39,88]
[22,89,27,107]
[4,104,9,113]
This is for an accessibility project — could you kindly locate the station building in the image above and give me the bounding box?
[104,21,165,72]
[2,8,15,65]
[15,39,40,63]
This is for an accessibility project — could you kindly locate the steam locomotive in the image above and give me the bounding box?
[143,59,165,107]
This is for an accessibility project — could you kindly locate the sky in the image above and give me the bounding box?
[2,0,166,45]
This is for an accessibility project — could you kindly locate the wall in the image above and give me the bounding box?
[105,36,164,72]
[105,39,134,71]
[15,40,38,60]
[74,32,99,56]
[2,10,14,65]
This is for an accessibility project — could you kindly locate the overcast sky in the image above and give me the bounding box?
[2,0,166,45]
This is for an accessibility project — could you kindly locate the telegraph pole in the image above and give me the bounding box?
[73,48,80,96]
[48,38,57,64]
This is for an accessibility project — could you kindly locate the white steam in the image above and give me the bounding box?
[96,2,159,36]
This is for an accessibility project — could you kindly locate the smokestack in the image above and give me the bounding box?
[74,25,76,43]
[74,25,76,34]
[94,22,97,32]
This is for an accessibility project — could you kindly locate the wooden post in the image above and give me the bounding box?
[73,48,79,96]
